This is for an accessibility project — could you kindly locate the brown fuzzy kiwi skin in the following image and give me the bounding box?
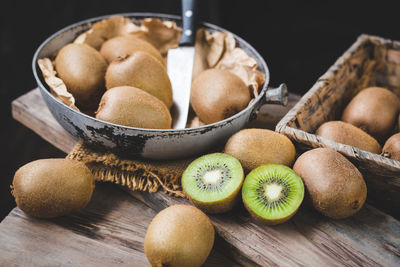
[316,121,381,154]
[144,204,214,267]
[341,87,400,143]
[11,159,95,218]
[96,86,171,129]
[293,148,367,219]
[224,128,296,171]
[243,200,300,226]
[100,35,163,64]
[55,43,107,108]
[383,133,400,161]
[183,172,244,214]
[190,69,251,124]
[105,51,173,108]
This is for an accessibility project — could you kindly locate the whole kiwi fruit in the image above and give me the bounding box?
[383,133,400,161]
[190,69,251,124]
[55,43,107,108]
[224,128,296,171]
[100,35,163,64]
[96,86,171,129]
[144,204,215,267]
[11,159,95,218]
[316,121,381,154]
[105,51,173,108]
[293,148,367,219]
[182,153,244,214]
[341,87,400,142]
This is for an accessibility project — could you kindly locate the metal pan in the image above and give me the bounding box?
[32,13,288,160]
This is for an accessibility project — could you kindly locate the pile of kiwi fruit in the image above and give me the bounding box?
[180,128,367,223]
[315,86,400,161]
[144,126,370,265]
[43,17,257,130]
[27,16,391,266]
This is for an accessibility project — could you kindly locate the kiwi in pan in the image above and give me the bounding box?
[11,159,95,218]
[316,121,381,154]
[144,204,214,267]
[341,87,400,143]
[224,128,296,171]
[190,69,251,124]
[293,148,367,219]
[383,133,400,161]
[95,86,171,129]
[55,43,107,108]
[105,51,173,108]
[100,35,163,64]
[242,164,304,225]
[182,153,244,214]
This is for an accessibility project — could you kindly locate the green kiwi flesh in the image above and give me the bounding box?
[144,204,214,267]
[242,164,304,225]
[182,153,244,214]
[11,159,95,218]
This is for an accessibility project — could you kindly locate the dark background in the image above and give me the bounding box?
[1,0,399,220]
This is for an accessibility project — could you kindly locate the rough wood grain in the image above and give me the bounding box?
[276,34,400,218]
[0,183,241,267]
[9,88,400,266]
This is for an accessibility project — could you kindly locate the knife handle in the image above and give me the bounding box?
[179,0,198,46]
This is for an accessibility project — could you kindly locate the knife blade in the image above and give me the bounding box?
[168,0,198,129]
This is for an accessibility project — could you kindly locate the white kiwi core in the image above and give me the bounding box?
[264,183,283,201]
[202,170,223,185]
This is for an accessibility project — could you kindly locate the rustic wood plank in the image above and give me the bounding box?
[10,88,400,266]
[0,183,241,267]
[131,190,400,266]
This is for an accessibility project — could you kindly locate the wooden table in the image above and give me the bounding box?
[2,88,400,266]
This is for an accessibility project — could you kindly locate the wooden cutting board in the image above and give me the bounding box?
[3,88,400,266]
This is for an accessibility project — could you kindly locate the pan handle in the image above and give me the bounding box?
[249,83,289,121]
[265,83,288,106]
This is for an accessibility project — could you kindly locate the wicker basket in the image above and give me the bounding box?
[276,34,400,218]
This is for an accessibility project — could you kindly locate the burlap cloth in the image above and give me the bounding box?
[66,141,194,197]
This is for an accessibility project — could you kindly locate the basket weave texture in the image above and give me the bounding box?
[276,34,400,216]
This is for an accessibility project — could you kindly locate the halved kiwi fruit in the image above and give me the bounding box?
[182,153,244,214]
[242,164,304,225]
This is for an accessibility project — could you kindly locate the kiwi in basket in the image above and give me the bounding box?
[224,128,296,171]
[105,51,173,108]
[241,164,304,225]
[383,133,400,161]
[55,43,107,108]
[293,148,367,219]
[315,121,381,154]
[341,87,400,142]
[11,159,95,218]
[95,86,171,129]
[182,153,244,214]
[190,69,251,124]
[144,204,214,267]
[100,35,163,64]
